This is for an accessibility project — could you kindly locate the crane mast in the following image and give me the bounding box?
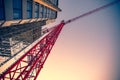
[0,0,120,80]
[0,22,65,80]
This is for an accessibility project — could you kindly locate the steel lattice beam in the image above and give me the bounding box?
[0,23,65,80]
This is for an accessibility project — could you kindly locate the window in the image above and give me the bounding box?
[55,11,57,18]
[35,2,39,18]
[43,6,47,18]
[49,9,52,18]
[50,10,57,19]
[50,0,58,5]
[0,0,4,20]
[51,10,54,19]
[13,0,22,19]
[27,0,32,19]
[53,11,57,18]
[47,8,50,18]
[40,5,44,18]
[55,0,58,5]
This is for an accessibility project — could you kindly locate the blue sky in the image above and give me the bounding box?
[38,0,120,80]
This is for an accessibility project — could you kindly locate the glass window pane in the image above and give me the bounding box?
[27,1,32,19]
[35,3,39,11]
[13,0,22,19]
[27,11,32,18]
[13,0,22,9]
[40,5,43,12]
[34,12,36,18]
[27,2,32,11]
[0,8,4,20]
[40,5,44,18]
[40,12,43,18]
[44,7,47,14]
[0,0,4,20]
[0,0,4,7]
[13,10,22,19]
[35,3,39,18]
[35,12,39,18]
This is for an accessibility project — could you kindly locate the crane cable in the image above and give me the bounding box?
[64,0,120,24]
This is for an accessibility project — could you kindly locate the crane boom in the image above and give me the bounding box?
[0,0,119,80]
[65,0,120,24]
[0,22,65,80]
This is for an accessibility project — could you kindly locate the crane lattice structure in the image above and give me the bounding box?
[0,0,120,80]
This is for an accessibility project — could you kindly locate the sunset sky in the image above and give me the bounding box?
[38,0,120,80]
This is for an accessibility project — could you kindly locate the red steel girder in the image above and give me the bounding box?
[0,22,65,80]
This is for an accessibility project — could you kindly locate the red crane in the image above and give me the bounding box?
[0,0,119,80]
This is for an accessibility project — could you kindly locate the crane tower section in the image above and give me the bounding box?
[0,0,61,71]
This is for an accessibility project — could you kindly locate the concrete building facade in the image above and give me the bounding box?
[0,0,61,64]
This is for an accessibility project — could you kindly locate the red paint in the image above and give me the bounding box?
[0,23,65,80]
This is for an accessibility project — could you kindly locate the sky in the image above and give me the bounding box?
[38,0,120,80]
